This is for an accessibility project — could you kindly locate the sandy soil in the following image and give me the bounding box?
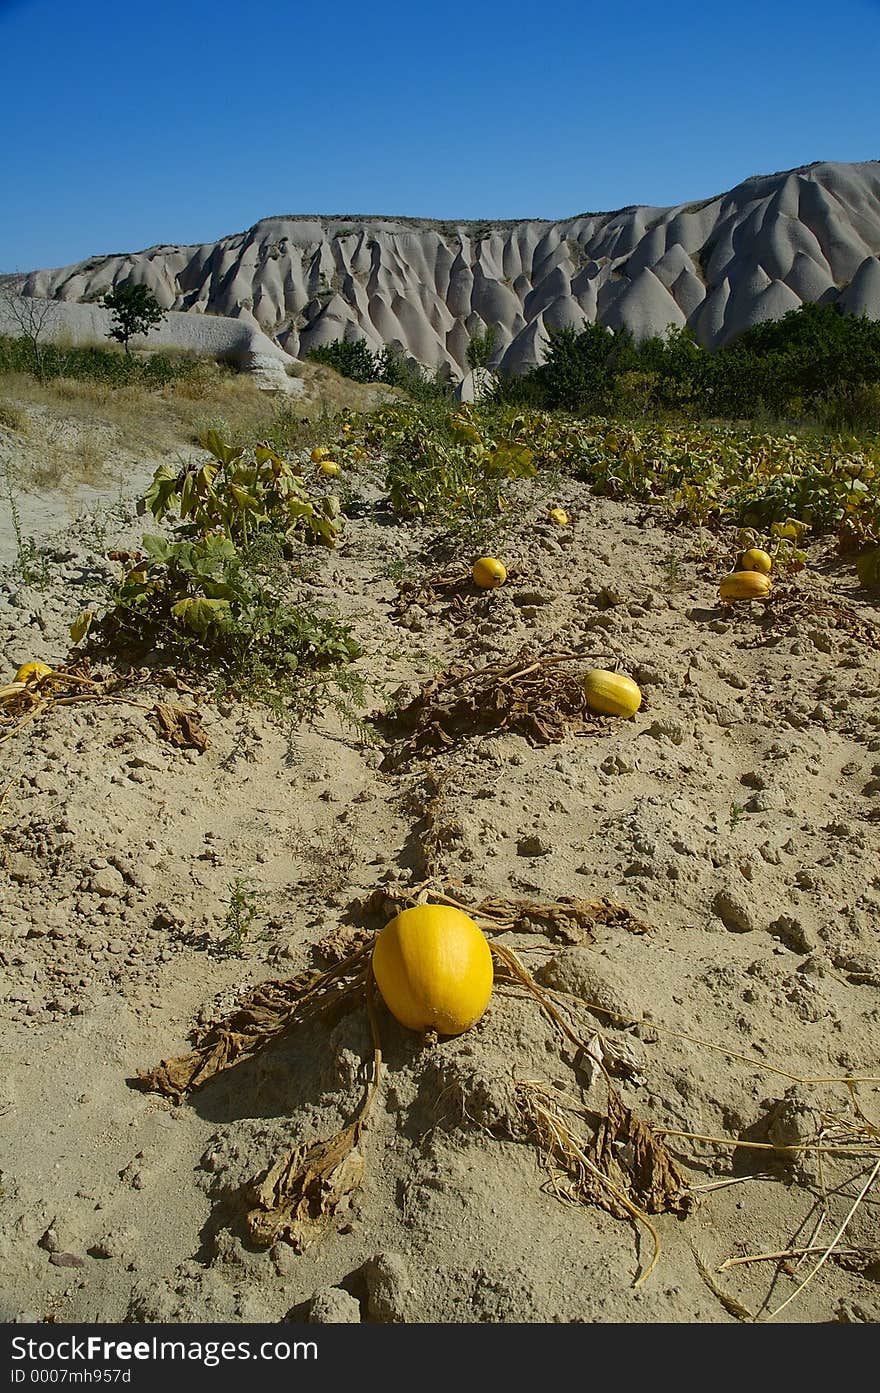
[1,394,879,1326]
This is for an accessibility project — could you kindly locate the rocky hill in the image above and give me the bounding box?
[14,159,880,376]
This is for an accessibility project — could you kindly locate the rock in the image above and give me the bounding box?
[517,834,551,857]
[91,866,126,898]
[535,948,639,1025]
[453,367,497,403]
[713,885,758,933]
[38,1224,61,1253]
[763,1087,821,1180]
[771,915,819,953]
[633,664,664,687]
[601,752,636,775]
[746,788,785,813]
[363,1252,413,1322]
[645,718,686,745]
[88,1231,127,1259]
[307,1287,362,1323]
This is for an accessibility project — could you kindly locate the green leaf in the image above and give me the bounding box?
[69,610,95,644]
[199,534,237,563]
[254,445,290,472]
[170,596,232,634]
[487,443,535,478]
[141,534,173,563]
[228,484,260,511]
[144,465,179,520]
[179,472,196,518]
[200,430,243,468]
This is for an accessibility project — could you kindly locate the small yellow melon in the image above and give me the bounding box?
[472,557,507,588]
[372,904,494,1035]
[737,548,772,574]
[582,669,642,718]
[14,661,52,684]
[319,460,341,477]
[310,446,330,463]
[548,507,569,526]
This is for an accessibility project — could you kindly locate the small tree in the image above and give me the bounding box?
[306,337,378,383]
[0,289,63,382]
[103,281,167,357]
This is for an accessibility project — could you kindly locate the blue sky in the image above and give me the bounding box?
[1,0,879,272]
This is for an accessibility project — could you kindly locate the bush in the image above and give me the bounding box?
[537,323,619,411]
[494,303,880,428]
[375,344,451,402]
[307,338,378,383]
[0,334,209,389]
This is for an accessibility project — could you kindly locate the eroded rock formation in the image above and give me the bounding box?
[16,159,880,375]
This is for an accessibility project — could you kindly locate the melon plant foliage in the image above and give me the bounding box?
[70,432,363,714]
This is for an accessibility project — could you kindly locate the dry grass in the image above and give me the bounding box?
[1,368,277,458]
[0,401,27,434]
[0,357,399,496]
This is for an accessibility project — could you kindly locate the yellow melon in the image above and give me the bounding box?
[737,548,772,574]
[372,904,494,1035]
[582,669,642,718]
[14,661,52,684]
[472,557,507,588]
[719,570,772,601]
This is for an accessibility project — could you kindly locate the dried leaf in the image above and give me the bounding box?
[314,924,374,964]
[589,1086,687,1215]
[474,892,650,943]
[134,947,371,1100]
[581,1034,605,1089]
[374,649,600,766]
[247,1131,364,1249]
[149,702,209,752]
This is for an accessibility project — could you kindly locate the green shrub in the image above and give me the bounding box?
[495,303,880,428]
[0,333,209,389]
[307,338,378,383]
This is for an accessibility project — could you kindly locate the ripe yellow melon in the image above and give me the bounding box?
[372,904,494,1035]
[737,548,772,574]
[472,557,507,588]
[548,507,569,525]
[582,669,642,718]
[14,661,52,684]
[719,570,772,601]
[319,460,341,477]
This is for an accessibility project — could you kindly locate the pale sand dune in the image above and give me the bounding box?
[8,160,880,378]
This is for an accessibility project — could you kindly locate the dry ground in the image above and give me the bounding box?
[1,376,879,1325]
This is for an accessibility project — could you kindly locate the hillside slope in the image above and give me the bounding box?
[14,160,880,376]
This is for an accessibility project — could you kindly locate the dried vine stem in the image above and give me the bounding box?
[244,965,384,1250]
[135,942,372,1100]
[518,1082,663,1289]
